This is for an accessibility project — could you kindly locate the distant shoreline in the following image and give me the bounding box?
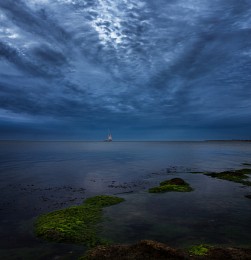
[204,140,251,142]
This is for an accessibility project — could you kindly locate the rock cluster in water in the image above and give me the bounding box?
[148,178,193,193]
[205,168,251,186]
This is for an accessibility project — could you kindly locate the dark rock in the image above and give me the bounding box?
[149,178,193,193]
[206,247,251,260]
[82,240,251,260]
[160,178,187,186]
[82,240,185,260]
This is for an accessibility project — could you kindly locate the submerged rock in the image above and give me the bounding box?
[149,178,193,193]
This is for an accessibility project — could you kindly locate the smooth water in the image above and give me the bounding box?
[0,141,251,259]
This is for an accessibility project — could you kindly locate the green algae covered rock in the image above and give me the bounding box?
[149,178,193,193]
[34,195,124,247]
[206,168,251,186]
[188,244,209,256]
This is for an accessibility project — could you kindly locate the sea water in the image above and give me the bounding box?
[0,141,251,259]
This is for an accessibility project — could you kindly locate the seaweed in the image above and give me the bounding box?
[188,244,209,256]
[34,195,124,247]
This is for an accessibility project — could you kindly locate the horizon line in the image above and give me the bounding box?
[0,139,251,142]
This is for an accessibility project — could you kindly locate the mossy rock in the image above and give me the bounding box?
[189,244,209,256]
[206,168,251,186]
[34,195,124,247]
[149,178,193,193]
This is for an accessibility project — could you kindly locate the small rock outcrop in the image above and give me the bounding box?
[149,178,193,193]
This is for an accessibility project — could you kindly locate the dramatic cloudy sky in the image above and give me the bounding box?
[0,0,251,140]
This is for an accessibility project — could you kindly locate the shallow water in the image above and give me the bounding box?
[0,141,251,259]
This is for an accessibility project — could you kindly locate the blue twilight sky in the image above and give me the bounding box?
[0,0,251,141]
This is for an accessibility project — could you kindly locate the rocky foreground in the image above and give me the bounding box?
[82,240,251,260]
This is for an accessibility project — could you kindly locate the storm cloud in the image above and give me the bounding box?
[0,0,251,140]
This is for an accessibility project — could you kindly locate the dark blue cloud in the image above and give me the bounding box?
[0,0,251,140]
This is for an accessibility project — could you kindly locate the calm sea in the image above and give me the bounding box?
[0,141,251,259]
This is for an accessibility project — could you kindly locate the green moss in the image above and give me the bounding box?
[149,178,193,193]
[206,168,251,186]
[189,244,209,256]
[34,195,124,247]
